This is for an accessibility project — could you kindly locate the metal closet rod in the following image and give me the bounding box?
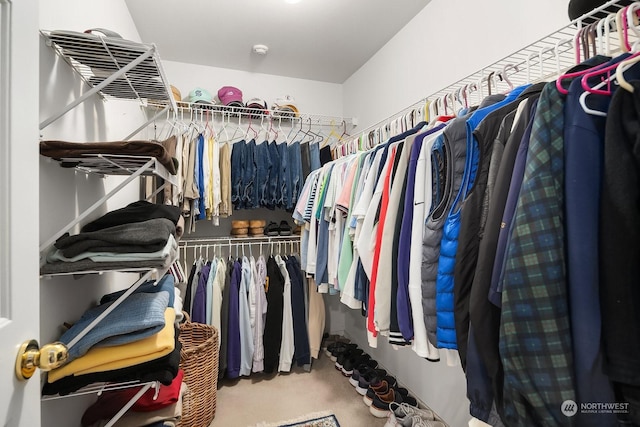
[179,235,301,246]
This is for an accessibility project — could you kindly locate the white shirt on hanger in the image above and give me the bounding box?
[276,255,294,372]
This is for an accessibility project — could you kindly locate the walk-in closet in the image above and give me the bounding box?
[3,0,640,426]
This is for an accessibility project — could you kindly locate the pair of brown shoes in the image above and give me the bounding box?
[231,219,266,237]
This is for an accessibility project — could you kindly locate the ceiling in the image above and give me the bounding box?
[125,0,431,84]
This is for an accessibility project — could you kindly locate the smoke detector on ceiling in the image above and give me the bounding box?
[252,44,269,55]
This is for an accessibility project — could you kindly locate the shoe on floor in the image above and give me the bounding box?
[330,343,358,363]
[384,402,436,427]
[346,357,378,382]
[408,416,446,427]
[369,386,417,418]
[364,376,397,405]
[355,368,387,394]
[323,335,349,356]
[335,348,363,372]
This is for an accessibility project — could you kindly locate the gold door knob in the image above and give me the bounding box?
[15,340,68,381]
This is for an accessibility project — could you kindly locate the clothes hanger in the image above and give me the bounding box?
[289,117,303,143]
[581,50,640,95]
[626,2,640,44]
[579,48,640,115]
[553,38,573,78]
[484,71,495,96]
[339,119,350,142]
[616,49,640,92]
[276,117,288,144]
[218,111,232,144]
[604,12,616,57]
[617,7,631,52]
[579,74,612,117]
[555,28,617,96]
[268,117,280,143]
[244,114,258,141]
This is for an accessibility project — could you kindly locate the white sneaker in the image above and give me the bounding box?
[411,416,446,427]
[386,402,436,426]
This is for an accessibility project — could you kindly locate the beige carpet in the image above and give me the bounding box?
[211,353,387,427]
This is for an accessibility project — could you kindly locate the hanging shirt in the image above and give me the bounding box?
[251,255,268,372]
[263,256,284,374]
[286,256,311,367]
[205,258,217,326]
[211,258,226,349]
[276,255,295,373]
[406,128,446,359]
[225,260,242,379]
[499,82,575,426]
[238,257,255,377]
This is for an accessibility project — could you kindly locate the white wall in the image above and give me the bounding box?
[340,1,569,426]
[162,60,343,118]
[39,1,151,426]
[343,0,569,129]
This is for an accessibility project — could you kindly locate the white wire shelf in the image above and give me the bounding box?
[44,154,177,185]
[426,0,634,103]
[41,30,175,105]
[149,100,358,128]
[40,29,177,129]
[40,265,164,279]
[41,380,159,401]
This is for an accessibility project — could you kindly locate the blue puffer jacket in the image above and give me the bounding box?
[435,87,529,349]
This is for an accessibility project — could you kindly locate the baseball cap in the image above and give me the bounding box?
[272,95,299,117]
[246,98,268,116]
[170,85,181,102]
[188,87,215,105]
[218,86,244,108]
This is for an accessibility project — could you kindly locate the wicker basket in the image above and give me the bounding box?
[177,312,219,427]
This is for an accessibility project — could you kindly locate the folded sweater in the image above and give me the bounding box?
[54,218,175,258]
[48,308,176,383]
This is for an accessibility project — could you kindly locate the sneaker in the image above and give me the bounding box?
[409,417,446,427]
[349,363,372,387]
[364,376,397,405]
[335,348,363,372]
[370,387,417,418]
[323,335,349,356]
[279,220,292,236]
[385,402,436,427]
[326,341,349,359]
[345,357,377,380]
[355,368,387,394]
[330,343,357,362]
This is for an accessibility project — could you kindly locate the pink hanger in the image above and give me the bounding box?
[622,6,632,53]
[581,50,640,95]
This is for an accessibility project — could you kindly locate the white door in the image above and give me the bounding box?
[0,0,41,426]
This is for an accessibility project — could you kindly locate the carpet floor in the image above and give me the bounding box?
[211,353,387,427]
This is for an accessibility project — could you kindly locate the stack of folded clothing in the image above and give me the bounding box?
[81,370,186,427]
[41,201,184,275]
[42,274,182,396]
